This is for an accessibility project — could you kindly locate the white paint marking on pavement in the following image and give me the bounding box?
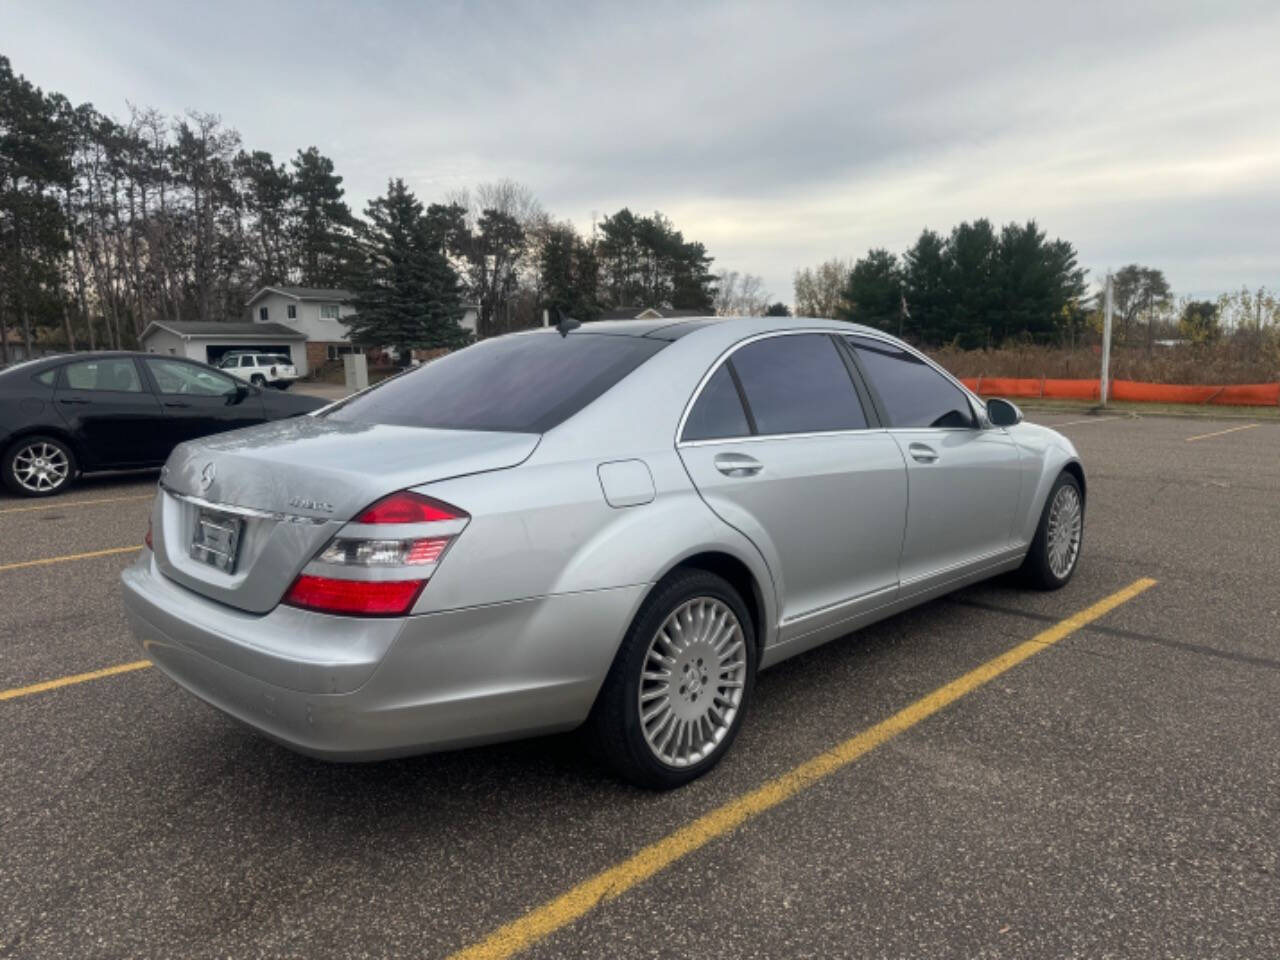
[1185,423,1260,443]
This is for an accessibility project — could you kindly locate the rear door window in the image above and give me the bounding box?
[324,332,667,433]
[682,364,751,441]
[62,358,143,393]
[729,334,868,435]
[848,336,976,429]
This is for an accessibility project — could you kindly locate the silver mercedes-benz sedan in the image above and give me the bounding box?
[122,316,1085,788]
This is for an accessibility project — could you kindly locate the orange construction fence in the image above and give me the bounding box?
[958,376,1280,407]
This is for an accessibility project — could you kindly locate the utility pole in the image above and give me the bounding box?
[1100,272,1114,407]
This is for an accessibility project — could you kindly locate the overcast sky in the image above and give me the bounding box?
[4,0,1278,303]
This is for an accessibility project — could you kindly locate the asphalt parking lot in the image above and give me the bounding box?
[2,412,1278,959]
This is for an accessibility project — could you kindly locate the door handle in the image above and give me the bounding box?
[58,397,89,405]
[164,401,191,409]
[714,452,763,477]
[908,442,938,464]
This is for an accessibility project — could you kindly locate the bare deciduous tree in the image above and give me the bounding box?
[714,270,771,316]
[793,258,852,318]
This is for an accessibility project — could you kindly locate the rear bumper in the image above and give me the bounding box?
[122,552,647,760]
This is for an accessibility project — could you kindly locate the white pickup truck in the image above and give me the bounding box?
[217,352,300,389]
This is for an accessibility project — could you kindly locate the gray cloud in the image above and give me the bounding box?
[4,0,1277,302]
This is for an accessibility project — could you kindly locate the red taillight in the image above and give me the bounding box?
[145,517,153,550]
[283,575,426,616]
[288,491,467,616]
[356,492,466,524]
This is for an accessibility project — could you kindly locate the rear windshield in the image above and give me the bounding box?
[322,332,666,433]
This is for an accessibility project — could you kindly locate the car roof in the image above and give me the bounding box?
[524,315,872,343]
[539,317,723,340]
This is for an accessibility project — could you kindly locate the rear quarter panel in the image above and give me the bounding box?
[413,447,780,646]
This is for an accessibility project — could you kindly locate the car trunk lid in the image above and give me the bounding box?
[153,416,538,613]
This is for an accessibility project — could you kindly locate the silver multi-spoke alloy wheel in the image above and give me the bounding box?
[638,596,748,767]
[1046,483,1082,579]
[12,441,71,494]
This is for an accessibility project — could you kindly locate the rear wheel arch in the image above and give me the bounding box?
[588,563,760,787]
[2,430,81,495]
[3,426,84,471]
[587,547,770,713]
[653,550,769,658]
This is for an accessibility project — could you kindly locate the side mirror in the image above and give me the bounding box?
[986,397,1023,427]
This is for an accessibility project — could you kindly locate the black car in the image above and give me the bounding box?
[0,352,327,497]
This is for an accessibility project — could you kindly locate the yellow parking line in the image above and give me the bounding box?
[0,493,154,516]
[1185,423,1259,442]
[0,545,140,574]
[447,577,1158,960]
[0,660,152,702]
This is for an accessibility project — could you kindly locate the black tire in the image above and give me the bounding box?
[2,434,78,498]
[1021,471,1084,590]
[274,381,290,390]
[250,374,267,387]
[589,569,757,789]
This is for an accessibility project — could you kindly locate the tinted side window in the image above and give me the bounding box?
[63,358,142,393]
[730,334,868,435]
[325,332,666,433]
[34,369,56,386]
[682,364,750,441]
[145,359,238,397]
[849,336,975,429]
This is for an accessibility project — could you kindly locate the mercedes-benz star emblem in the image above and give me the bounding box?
[199,462,216,493]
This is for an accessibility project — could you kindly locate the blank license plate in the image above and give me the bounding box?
[191,508,243,573]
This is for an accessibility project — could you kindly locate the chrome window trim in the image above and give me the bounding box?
[680,427,891,448]
[160,483,330,525]
[675,328,878,447]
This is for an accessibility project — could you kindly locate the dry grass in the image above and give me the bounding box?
[930,333,1280,385]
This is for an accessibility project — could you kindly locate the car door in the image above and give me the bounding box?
[677,332,908,645]
[141,357,266,447]
[845,335,1022,595]
[53,357,167,468]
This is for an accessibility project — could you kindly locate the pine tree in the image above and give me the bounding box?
[539,222,601,319]
[902,229,949,342]
[945,219,1001,348]
[838,249,903,332]
[345,179,470,360]
[289,146,360,287]
[236,149,293,285]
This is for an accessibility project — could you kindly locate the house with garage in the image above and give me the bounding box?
[245,286,480,368]
[243,286,361,372]
[139,285,480,375]
[138,321,312,373]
